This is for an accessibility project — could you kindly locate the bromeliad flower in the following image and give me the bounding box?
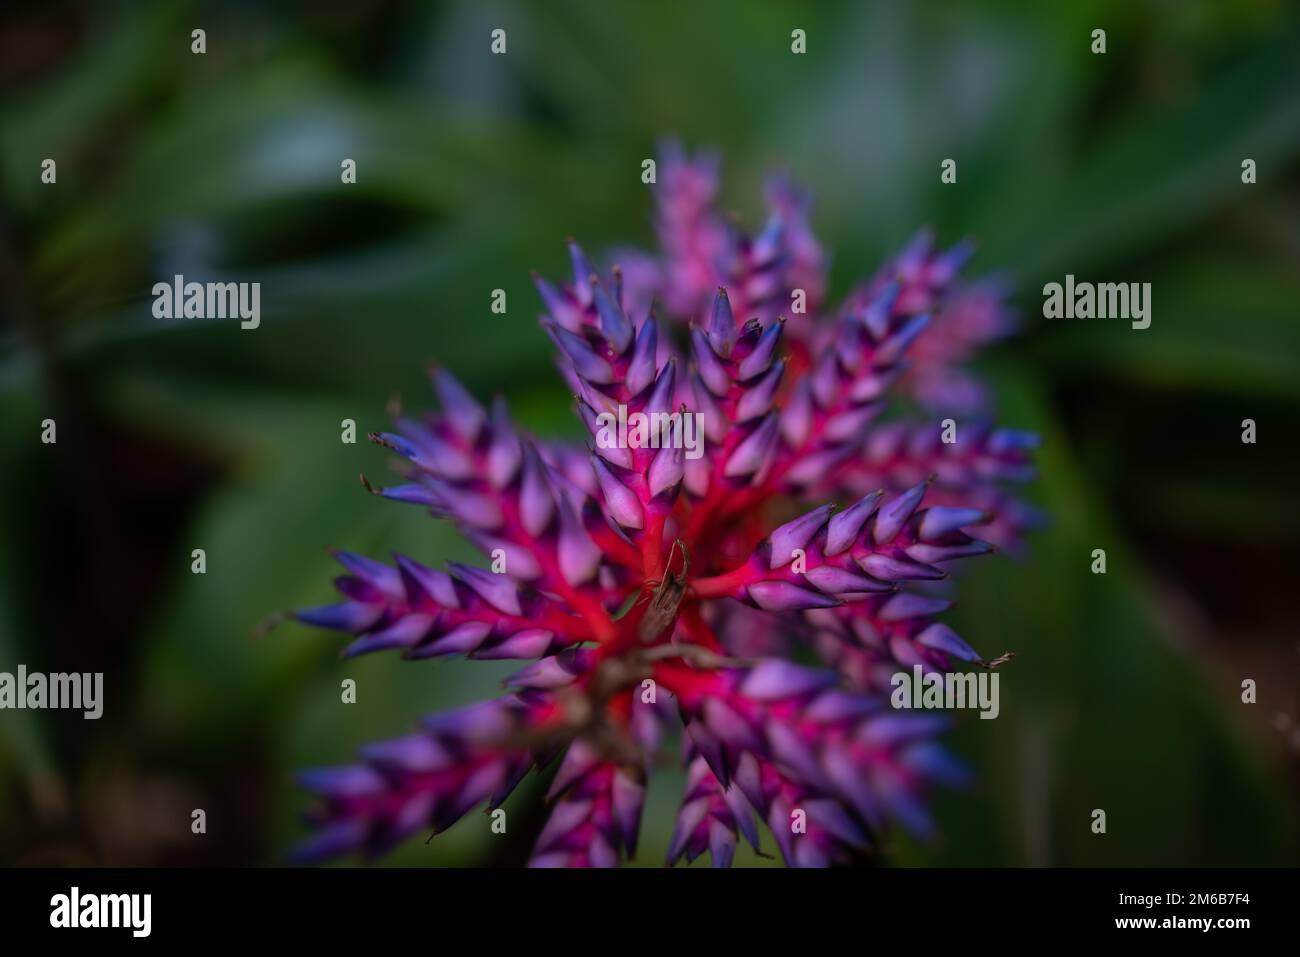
[283,144,1039,867]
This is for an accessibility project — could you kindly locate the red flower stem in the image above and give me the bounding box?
[690,563,757,598]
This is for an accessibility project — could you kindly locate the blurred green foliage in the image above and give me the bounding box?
[1,0,1297,866]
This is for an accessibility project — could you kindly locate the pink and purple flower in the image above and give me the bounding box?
[286,144,1038,867]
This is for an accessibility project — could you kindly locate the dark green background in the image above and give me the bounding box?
[1,0,1297,866]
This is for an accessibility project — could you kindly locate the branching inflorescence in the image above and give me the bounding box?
[287,143,1039,867]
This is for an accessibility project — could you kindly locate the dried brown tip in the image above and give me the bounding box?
[979,650,1016,670]
[251,610,291,641]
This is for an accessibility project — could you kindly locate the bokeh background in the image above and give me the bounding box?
[2,0,1298,867]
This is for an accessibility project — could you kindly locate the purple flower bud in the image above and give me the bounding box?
[472,628,556,660]
[556,496,602,586]
[878,592,952,622]
[342,614,435,657]
[486,398,523,488]
[915,622,979,661]
[593,281,633,353]
[740,660,837,703]
[918,506,987,539]
[431,368,487,441]
[533,272,579,330]
[735,358,784,422]
[425,478,504,530]
[396,554,459,607]
[446,562,523,616]
[568,240,597,306]
[768,503,834,568]
[824,491,883,555]
[804,565,891,594]
[706,287,735,354]
[872,481,928,544]
[724,413,779,479]
[589,454,644,530]
[547,322,615,385]
[856,552,944,581]
[906,538,994,563]
[648,442,685,499]
[360,734,455,773]
[644,359,677,418]
[626,318,660,396]
[519,443,557,537]
[737,318,784,381]
[296,602,383,633]
[875,312,930,365]
[691,326,731,397]
[298,765,387,799]
[408,620,493,658]
[779,378,814,447]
